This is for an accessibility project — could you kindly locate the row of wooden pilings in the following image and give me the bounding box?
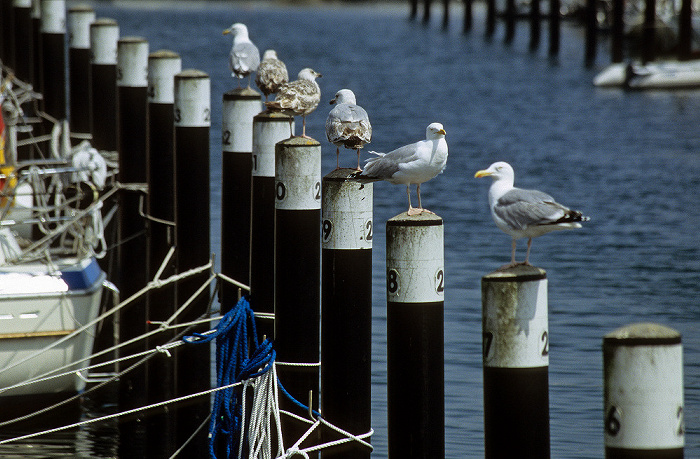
[410,0,695,65]
[0,1,686,458]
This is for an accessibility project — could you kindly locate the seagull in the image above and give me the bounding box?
[265,68,322,139]
[255,49,288,101]
[223,23,260,88]
[325,89,372,171]
[360,123,447,216]
[474,161,590,268]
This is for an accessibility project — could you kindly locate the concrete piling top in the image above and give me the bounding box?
[483,264,547,283]
[387,211,442,227]
[224,86,261,100]
[604,322,681,346]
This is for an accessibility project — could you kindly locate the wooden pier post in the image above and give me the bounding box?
[321,169,373,458]
[611,0,624,63]
[31,0,41,88]
[641,0,656,63]
[249,110,293,340]
[423,0,432,24]
[274,136,321,449]
[173,69,211,456]
[529,0,542,51]
[505,0,516,44]
[386,213,445,458]
[677,0,692,61]
[116,36,149,458]
[482,265,550,458]
[485,0,496,37]
[549,0,560,56]
[463,0,473,33]
[2,0,15,70]
[40,0,66,122]
[220,87,261,312]
[145,49,180,457]
[585,0,598,66]
[442,0,450,29]
[68,5,95,139]
[13,0,33,84]
[89,18,119,151]
[603,323,684,458]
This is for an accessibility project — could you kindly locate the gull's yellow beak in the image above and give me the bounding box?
[438,128,446,136]
[474,169,491,178]
[223,29,231,35]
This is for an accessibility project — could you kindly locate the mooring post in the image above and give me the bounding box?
[31,0,41,88]
[485,0,496,37]
[145,49,180,458]
[641,0,656,63]
[423,0,432,23]
[173,69,211,456]
[529,0,542,51]
[410,0,418,20]
[584,0,598,66]
[13,0,33,83]
[549,0,560,56]
[274,136,321,449]
[68,5,95,139]
[321,169,373,458]
[603,323,684,458]
[220,87,261,312]
[482,265,550,458]
[463,0,473,33]
[386,212,445,458]
[442,0,450,29]
[89,18,119,152]
[116,36,149,458]
[249,110,293,340]
[40,0,66,124]
[678,0,692,60]
[2,0,15,70]
[505,0,516,43]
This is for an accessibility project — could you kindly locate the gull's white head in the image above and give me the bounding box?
[261,49,278,60]
[474,161,515,183]
[426,122,446,139]
[298,68,322,81]
[223,23,248,38]
[330,89,356,106]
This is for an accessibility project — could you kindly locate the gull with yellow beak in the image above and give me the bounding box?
[360,123,448,216]
[475,161,589,267]
[223,23,260,88]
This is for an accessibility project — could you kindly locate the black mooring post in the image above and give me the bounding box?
[68,6,95,139]
[89,18,119,152]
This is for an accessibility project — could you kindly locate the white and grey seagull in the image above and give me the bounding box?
[360,122,447,216]
[223,23,260,88]
[265,68,322,138]
[475,161,590,268]
[325,89,372,171]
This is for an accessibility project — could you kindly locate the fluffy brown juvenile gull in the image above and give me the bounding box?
[325,89,372,171]
[474,161,590,268]
[255,49,288,101]
[265,68,322,138]
[360,123,447,216]
[223,23,260,88]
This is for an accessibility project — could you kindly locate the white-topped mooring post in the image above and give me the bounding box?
[604,323,684,458]
[274,136,321,447]
[220,87,261,313]
[386,212,445,458]
[145,49,180,457]
[13,0,33,83]
[89,18,119,151]
[116,36,149,458]
[68,5,95,138]
[249,110,293,340]
[40,0,66,123]
[31,0,42,87]
[2,0,16,69]
[173,69,211,457]
[481,265,550,458]
[321,169,373,458]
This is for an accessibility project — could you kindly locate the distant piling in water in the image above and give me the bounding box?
[274,136,321,448]
[13,0,33,84]
[173,69,211,456]
[249,110,293,341]
[40,0,67,124]
[603,323,684,458]
[68,5,95,139]
[89,18,119,151]
[220,87,261,312]
[321,169,373,458]
[481,265,550,458]
[386,212,445,458]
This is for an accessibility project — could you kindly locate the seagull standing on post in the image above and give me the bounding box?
[223,23,260,88]
[325,89,372,171]
[255,49,288,101]
[360,122,447,216]
[265,68,322,139]
[474,161,590,268]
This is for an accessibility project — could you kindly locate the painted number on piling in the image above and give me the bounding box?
[483,332,494,360]
[322,220,332,243]
[314,181,321,201]
[435,269,445,294]
[677,406,685,436]
[364,220,373,241]
[276,182,286,201]
[222,129,231,146]
[605,406,621,436]
[387,269,399,295]
[541,331,549,357]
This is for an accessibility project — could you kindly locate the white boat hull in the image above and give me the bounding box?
[594,60,700,89]
[0,257,105,396]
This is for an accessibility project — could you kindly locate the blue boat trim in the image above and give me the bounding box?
[61,258,102,290]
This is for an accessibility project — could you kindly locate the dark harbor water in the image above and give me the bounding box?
[3,1,700,457]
